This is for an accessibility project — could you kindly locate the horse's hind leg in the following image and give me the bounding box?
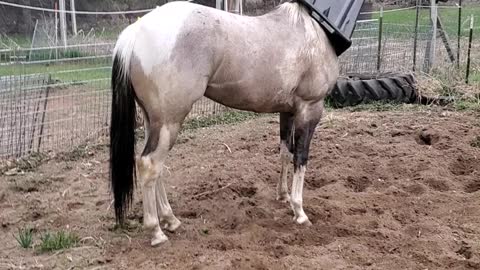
[277,112,294,202]
[137,150,167,246]
[137,122,182,246]
[154,125,181,232]
[290,101,324,225]
[156,175,181,232]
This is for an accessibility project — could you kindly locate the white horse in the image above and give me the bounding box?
[110,0,339,246]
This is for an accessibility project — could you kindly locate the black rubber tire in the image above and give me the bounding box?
[327,73,418,108]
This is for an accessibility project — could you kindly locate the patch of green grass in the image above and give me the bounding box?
[1,34,32,48]
[1,152,48,175]
[14,227,34,249]
[468,71,480,84]
[27,49,87,62]
[373,6,480,37]
[0,61,111,84]
[332,101,407,112]
[55,143,106,162]
[453,100,480,111]
[331,99,480,113]
[39,230,79,253]
[183,110,262,131]
[352,101,405,112]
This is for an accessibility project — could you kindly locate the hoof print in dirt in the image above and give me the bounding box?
[415,129,439,146]
[464,180,480,193]
[345,176,371,192]
[456,241,473,259]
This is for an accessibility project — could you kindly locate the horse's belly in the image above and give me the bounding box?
[204,82,294,113]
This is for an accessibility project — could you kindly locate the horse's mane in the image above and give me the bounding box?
[272,1,329,59]
[274,1,305,26]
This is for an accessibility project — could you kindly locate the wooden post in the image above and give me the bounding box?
[37,83,51,152]
[29,20,38,60]
[216,0,222,9]
[70,0,77,35]
[466,15,474,84]
[377,7,383,72]
[437,16,456,63]
[423,0,437,73]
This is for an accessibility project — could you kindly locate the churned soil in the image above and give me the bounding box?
[1,107,480,270]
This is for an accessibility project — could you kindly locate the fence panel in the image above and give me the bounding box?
[0,1,478,159]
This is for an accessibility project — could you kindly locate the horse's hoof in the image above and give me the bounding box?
[151,233,169,246]
[276,194,291,203]
[293,215,312,226]
[163,217,181,232]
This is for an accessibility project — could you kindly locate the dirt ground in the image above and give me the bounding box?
[1,107,480,270]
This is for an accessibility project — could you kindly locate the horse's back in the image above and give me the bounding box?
[131,2,232,78]
[127,2,338,113]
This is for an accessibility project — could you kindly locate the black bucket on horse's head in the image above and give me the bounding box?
[297,0,365,56]
[110,52,137,225]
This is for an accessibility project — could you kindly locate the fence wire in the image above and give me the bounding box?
[0,2,479,159]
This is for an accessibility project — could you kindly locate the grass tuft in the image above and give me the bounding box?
[14,227,34,249]
[39,230,79,252]
[453,100,480,112]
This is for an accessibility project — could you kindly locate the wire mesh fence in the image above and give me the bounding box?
[0,44,112,158]
[0,1,478,159]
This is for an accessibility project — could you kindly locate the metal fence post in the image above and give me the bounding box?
[413,0,420,71]
[59,0,67,47]
[70,0,78,35]
[466,15,474,84]
[377,6,383,72]
[457,0,462,68]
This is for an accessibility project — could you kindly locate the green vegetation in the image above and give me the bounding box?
[14,227,34,249]
[39,230,79,252]
[453,99,480,111]
[0,61,111,84]
[0,34,32,48]
[368,5,480,84]
[469,72,480,84]
[330,101,421,112]
[183,110,262,131]
[373,5,480,37]
[13,226,81,252]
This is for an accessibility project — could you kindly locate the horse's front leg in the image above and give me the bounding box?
[290,102,323,225]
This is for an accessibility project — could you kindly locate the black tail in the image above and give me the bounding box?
[110,53,137,224]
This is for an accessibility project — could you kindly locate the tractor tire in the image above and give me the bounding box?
[328,73,418,108]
